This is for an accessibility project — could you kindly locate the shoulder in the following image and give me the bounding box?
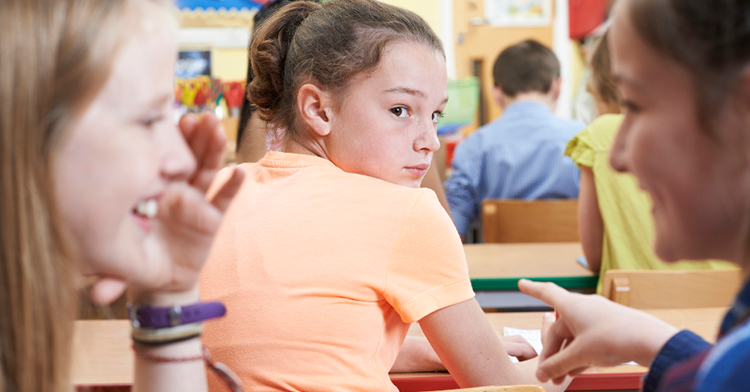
[585,115,624,146]
[207,163,255,200]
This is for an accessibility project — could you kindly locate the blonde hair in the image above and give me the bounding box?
[0,1,172,390]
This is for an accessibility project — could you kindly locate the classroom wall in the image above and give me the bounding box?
[452,0,554,131]
[211,48,248,81]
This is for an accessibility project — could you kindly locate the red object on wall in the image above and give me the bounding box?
[569,0,607,39]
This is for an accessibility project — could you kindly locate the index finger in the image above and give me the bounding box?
[518,279,571,309]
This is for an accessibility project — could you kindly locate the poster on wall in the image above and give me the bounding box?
[176,0,266,11]
[484,0,552,27]
[176,50,211,79]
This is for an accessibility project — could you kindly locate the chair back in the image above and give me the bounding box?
[482,199,579,243]
[601,269,743,309]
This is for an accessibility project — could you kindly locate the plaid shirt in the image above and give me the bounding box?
[643,280,750,392]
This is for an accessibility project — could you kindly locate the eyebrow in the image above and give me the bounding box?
[612,73,645,90]
[383,87,449,105]
[141,93,173,109]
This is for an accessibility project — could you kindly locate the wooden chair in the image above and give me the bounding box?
[429,386,545,392]
[601,269,743,309]
[481,199,579,243]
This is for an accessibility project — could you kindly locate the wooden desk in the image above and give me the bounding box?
[73,307,725,391]
[465,243,595,310]
[73,320,132,387]
[393,307,725,391]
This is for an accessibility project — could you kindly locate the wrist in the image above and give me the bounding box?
[633,321,679,366]
[128,285,199,306]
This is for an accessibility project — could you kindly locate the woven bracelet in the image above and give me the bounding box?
[131,344,243,392]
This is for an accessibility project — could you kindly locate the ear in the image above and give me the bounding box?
[492,86,506,108]
[297,83,333,137]
[550,77,562,101]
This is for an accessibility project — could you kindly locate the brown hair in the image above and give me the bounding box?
[247,0,444,144]
[588,31,620,109]
[0,1,170,390]
[626,0,750,133]
[492,39,560,97]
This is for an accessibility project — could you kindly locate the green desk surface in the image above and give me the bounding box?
[471,275,599,291]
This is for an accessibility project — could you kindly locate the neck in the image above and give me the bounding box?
[503,92,556,112]
[283,136,330,161]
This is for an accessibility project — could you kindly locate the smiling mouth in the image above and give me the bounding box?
[132,198,158,219]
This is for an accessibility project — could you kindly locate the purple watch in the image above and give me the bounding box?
[129,301,226,329]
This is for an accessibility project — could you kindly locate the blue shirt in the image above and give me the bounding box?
[444,101,585,237]
[644,278,750,392]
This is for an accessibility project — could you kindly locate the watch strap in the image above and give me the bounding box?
[129,301,226,329]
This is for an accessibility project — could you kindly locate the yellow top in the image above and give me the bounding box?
[565,114,733,294]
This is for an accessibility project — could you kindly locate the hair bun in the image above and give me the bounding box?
[248,1,321,126]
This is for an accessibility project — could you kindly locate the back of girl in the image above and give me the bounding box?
[200,0,562,390]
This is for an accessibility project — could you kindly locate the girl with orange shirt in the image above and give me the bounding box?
[200,0,565,391]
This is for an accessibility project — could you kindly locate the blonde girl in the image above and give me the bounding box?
[0,1,243,391]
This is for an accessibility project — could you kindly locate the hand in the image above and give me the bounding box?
[91,113,245,305]
[500,335,537,361]
[518,279,679,384]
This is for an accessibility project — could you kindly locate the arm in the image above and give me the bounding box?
[518,279,680,384]
[91,113,245,392]
[578,166,603,272]
[391,327,540,373]
[419,298,569,391]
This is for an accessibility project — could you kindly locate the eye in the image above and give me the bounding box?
[139,114,165,130]
[621,99,641,114]
[432,112,444,124]
[390,106,409,118]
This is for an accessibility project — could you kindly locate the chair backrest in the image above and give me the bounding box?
[601,269,743,309]
[481,199,579,243]
[431,386,545,392]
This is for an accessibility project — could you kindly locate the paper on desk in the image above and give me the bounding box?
[503,327,637,365]
[504,327,543,363]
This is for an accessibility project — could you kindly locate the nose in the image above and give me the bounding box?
[160,122,196,181]
[609,121,629,173]
[415,118,441,153]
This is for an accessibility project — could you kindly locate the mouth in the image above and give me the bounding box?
[404,163,430,177]
[131,197,160,231]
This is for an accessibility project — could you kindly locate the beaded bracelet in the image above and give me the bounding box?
[132,344,243,392]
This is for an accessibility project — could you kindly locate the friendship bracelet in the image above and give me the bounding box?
[132,344,244,392]
[131,322,204,346]
[132,343,205,363]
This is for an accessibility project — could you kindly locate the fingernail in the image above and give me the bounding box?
[543,312,552,319]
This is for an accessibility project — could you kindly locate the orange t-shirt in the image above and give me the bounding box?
[200,151,474,392]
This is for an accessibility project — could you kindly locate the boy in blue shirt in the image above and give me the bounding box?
[445,39,584,241]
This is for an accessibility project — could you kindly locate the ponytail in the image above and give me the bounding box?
[248,1,321,133]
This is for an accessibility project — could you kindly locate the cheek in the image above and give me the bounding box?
[54,130,158,263]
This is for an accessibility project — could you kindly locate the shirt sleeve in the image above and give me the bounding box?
[564,128,595,169]
[444,137,482,237]
[383,190,475,324]
[642,330,712,392]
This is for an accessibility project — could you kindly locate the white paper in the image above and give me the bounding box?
[503,327,638,365]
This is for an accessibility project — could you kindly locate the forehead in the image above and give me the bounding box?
[365,41,447,95]
[99,23,176,107]
[608,8,692,97]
